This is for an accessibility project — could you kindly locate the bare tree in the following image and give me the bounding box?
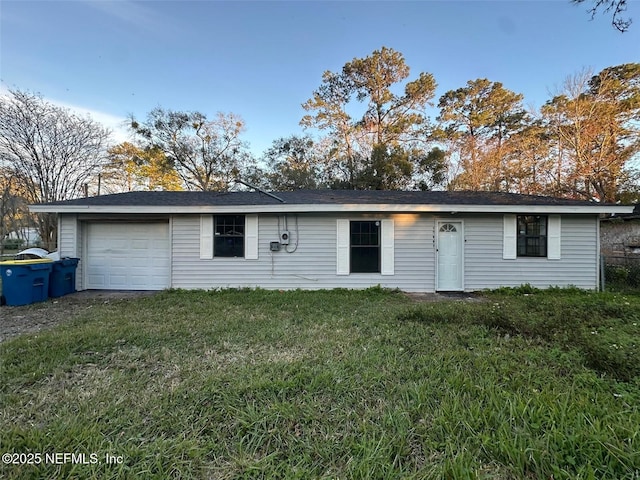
[0,170,28,257]
[0,89,111,249]
[130,108,255,191]
[572,0,632,32]
[541,64,640,201]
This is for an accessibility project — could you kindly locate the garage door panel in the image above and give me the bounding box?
[131,240,149,250]
[131,277,149,288]
[110,257,129,267]
[87,274,106,288]
[128,257,147,268]
[109,265,129,274]
[109,275,128,288]
[86,223,170,290]
[90,241,110,252]
[87,256,107,267]
[111,239,129,249]
[151,238,167,248]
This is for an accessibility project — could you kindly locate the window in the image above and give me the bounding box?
[517,215,547,257]
[214,215,245,257]
[350,221,380,273]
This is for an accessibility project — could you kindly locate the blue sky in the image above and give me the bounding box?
[1,0,639,156]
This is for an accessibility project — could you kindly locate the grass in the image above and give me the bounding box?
[1,287,639,479]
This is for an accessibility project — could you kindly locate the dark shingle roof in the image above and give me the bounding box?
[282,190,597,206]
[38,189,603,207]
[41,191,280,207]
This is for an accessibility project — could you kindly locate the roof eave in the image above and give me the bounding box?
[29,203,635,215]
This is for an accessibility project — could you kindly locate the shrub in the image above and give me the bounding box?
[627,264,640,287]
[1,238,24,250]
[605,265,629,284]
[490,283,539,295]
[604,262,640,289]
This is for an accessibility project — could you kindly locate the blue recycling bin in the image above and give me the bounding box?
[49,258,79,298]
[0,259,53,306]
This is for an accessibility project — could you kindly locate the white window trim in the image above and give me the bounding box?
[504,214,561,260]
[503,214,517,260]
[547,215,561,260]
[200,214,213,259]
[381,219,394,276]
[336,218,394,275]
[245,214,259,260]
[336,219,350,275]
[201,214,258,260]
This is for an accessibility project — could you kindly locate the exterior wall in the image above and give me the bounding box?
[464,214,598,290]
[58,214,83,289]
[60,211,600,292]
[171,213,435,292]
[600,219,640,257]
[171,212,600,292]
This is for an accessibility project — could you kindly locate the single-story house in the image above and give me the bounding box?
[30,189,634,292]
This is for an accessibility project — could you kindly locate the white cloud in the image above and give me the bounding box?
[1,85,131,144]
[51,100,131,144]
[1,85,130,144]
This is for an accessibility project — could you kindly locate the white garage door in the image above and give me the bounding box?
[86,222,170,290]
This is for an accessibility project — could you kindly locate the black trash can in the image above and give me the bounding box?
[49,258,80,298]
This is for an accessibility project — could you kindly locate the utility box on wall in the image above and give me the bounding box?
[270,242,281,252]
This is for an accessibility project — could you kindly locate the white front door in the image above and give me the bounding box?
[436,221,463,291]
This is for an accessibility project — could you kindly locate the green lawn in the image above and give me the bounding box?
[1,288,639,479]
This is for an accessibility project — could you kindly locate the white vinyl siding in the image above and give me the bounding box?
[466,214,597,290]
[58,214,82,289]
[58,214,79,257]
[173,214,430,291]
[59,211,599,293]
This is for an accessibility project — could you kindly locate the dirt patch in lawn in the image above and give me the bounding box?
[0,291,157,343]
[405,292,488,303]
